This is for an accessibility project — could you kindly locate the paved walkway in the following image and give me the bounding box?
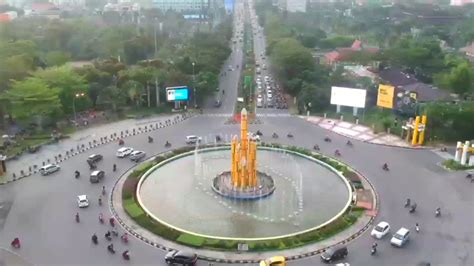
[302,116,416,148]
[1,113,192,184]
[110,152,378,263]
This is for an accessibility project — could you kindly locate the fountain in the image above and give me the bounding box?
[137,108,352,239]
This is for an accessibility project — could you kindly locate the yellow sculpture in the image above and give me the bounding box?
[231,108,258,189]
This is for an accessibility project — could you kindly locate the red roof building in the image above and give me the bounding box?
[323,40,379,65]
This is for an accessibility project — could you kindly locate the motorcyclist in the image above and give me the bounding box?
[107,243,115,253]
[346,140,353,146]
[102,186,106,195]
[405,198,411,207]
[435,207,441,217]
[313,144,320,151]
[75,212,80,222]
[99,213,104,223]
[272,132,278,138]
[165,141,171,147]
[324,135,331,142]
[383,163,389,170]
[11,237,20,248]
[121,233,129,243]
[415,223,420,233]
[410,203,417,213]
[92,233,98,244]
[109,217,115,227]
[113,164,117,172]
[74,170,80,178]
[105,231,112,240]
[122,250,130,260]
[148,136,153,143]
[335,149,341,156]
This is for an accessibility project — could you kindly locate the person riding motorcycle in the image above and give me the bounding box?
[165,141,171,147]
[92,233,98,244]
[383,163,389,170]
[102,186,106,195]
[334,149,341,156]
[324,135,331,142]
[148,136,153,143]
[107,243,115,253]
[272,133,278,138]
[74,170,80,178]
[11,237,20,248]
[75,212,80,222]
[122,250,130,260]
[346,140,353,146]
[113,164,117,172]
[105,231,112,240]
[121,233,129,243]
[98,196,102,206]
[313,144,320,151]
[99,213,104,223]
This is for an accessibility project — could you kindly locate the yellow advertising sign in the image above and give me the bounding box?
[377,84,395,109]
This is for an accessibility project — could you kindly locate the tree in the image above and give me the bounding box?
[297,83,330,114]
[123,36,153,64]
[33,66,90,114]
[45,51,71,66]
[0,77,62,123]
[435,62,474,96]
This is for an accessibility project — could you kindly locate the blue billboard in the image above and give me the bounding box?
[166,86,190,102]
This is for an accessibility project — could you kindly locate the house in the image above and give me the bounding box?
[323,40,380,65]
[460,42,474,62]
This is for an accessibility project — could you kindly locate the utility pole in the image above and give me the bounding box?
[155,77,160,106]
[147,81,151,108]
[154,18,158,56]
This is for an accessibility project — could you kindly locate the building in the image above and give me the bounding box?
[460,42,474,63]
[450,0,474,6]
[324,39,380,65]
[278,0,307,13]
[152,0,211,16]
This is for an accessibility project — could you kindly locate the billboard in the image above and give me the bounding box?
[330,87,367,108]
[225,0,234,14]
[377,84,395,109]
[166,86,189,102]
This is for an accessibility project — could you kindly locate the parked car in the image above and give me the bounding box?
[391,227,410,247]
[164,250,197,265]
[371,221,390,239]
[320,245,348,263]
[39,164,61,176]
[116,147,133,158]
[260,256,286,266]
[185,135,202,144]
[130,150,146,162]
[77,195,89,208]
[87,154,103,164]
[89,170,105,183]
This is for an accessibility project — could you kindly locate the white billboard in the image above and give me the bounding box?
[330,86,367,108]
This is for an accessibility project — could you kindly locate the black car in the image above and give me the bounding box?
[165,250,197,265]
[87,154,103,164]
[320,245,348,263]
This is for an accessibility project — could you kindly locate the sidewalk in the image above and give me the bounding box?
[302,116,416,148]
[110,156,378,263]
[1,113,192,185]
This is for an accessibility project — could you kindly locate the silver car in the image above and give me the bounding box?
[130,150,146,162]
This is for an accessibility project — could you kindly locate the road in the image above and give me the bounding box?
[0,1,472,265]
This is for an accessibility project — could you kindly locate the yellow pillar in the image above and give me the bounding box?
[418,115,427,145]
[411,116,420,146]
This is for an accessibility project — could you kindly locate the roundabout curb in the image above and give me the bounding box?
[109,145,380,263]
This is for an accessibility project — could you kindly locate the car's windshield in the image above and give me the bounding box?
[375,225,385,232]
[394,233,404,240]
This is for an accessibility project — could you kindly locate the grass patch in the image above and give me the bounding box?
[177,234,206,247]
[442,159,474,170]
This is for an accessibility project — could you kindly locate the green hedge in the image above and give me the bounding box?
[121,145,367,251]
[442,159,474,170]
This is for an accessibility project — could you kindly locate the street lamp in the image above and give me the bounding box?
[73,92,85,123]
[192,62,196,108]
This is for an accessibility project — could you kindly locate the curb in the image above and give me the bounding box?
[0,114,194,186]
[108,146,378,263]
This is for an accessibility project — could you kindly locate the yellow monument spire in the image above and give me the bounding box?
[231,108,257,189]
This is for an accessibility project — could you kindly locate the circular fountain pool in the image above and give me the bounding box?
[137,147,352,240]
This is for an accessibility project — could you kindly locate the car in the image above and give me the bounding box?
[87,154,103,164]
[214,100,222,108]
[262,64,267,70]
[391,227,410,247]
[257,94,263,100]
[186,135,202,144]
[39,164,60,176]
[228,65,233,71]
[248,132,261,141]
[116,147,133,158]
[130,150,146,162]
[320,244,348,263]
[90,170,105,183]
[164,250,197,265]
[259,256,286,266]
[371,221,390,239]
[335,264,350,266]
[77,195,89,208]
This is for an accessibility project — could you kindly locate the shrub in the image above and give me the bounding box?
[442,159,474,170]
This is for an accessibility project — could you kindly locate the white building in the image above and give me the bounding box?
[278,0,307,13]
[450,0,474,5]
[152,0,211,13]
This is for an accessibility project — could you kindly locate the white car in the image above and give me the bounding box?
[391,227,410,247]
[77,195,89,208]
[371,221,390,239]
[116,147,133,158]
[130,150,146,162]
[39,164,60,176]
[248,133,261,142]
[186,135,202,144]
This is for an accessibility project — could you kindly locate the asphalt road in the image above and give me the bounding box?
[0,1,473,266]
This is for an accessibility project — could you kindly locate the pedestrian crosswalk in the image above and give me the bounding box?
[201,113,292,117]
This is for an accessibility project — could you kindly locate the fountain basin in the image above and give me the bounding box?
[212,171,276,200]
[137,146,352,240]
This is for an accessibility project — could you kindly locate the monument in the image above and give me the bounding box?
[212,108,276,199]
[231,108,258,188]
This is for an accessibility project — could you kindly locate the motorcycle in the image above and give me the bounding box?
[75,171,80,178]
[109,217,115,227]
[256,130,263,136]
[105,231,112,241]
[405,198,411,207]
[111,230,119,237]
[11,238,21,249]
[98,197,102,206]
[409,203,417,213]
[148,136,153,143]
[435,208,441,217]
[75,213,80,223]
[415,223,420,233]
[346,140,353,147]
[324,137,332,143]
[215,135,222,142]
[107,244,115,254]
[383,164,389,171]
[122,251,130,260]
[118,139,124,146]
[121,233,129,243]
[272,133,278,139]
[92,234,98,244]
[371,247,377,255]
[334,150,341,157]
[165,141,171,148]
[113,164,117,172]
[99,213,104,224]
[287,133,294,138]
[313,145,320,151]
[102,186,106,196]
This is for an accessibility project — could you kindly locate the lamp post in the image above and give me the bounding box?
[73,92,85,123]
[192,62,196,108]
